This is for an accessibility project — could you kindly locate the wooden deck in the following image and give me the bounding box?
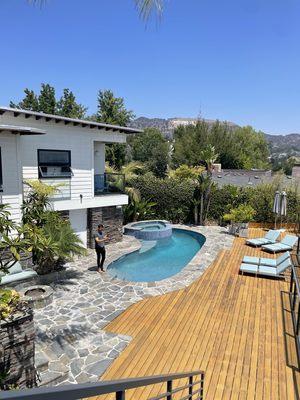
[96,230,300,399]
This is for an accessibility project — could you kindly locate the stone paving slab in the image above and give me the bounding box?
[31,225,234,386]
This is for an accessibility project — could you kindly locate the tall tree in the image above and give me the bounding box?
[56,89,87,119]
[96,90,134,126]
[172,120,270,170]
[96,90,135,169]
[38,83,56,114]
[131,128,169,178]
[10,83,87,119]
[10,89,39,111]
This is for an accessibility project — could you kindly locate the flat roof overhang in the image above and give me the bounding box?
[0,124,46,135]
[0,106,143,135]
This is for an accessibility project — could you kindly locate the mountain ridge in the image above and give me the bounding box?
[130,116,300,159]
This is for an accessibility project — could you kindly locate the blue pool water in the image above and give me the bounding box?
[107,229,205,282]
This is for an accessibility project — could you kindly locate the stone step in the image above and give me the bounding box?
[39,369,69,387]
[35,350,49,373]
[35,345,70,387]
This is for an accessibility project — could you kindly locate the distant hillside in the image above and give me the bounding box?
[130,117,237,139]
[130,117,300,159]
[265,133,300,159]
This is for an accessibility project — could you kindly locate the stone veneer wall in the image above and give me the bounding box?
[87,206,123,248]
[0,307,36,389]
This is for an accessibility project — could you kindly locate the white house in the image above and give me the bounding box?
[0,106,142,247]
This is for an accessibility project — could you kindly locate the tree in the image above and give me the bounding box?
[38,83,56,114]
[10,83,87,118]
[10,89,39,111]
[96,90,134,126]
[56,89,87,119]
[172,120,270,170]
[96,90,135,169]
[192,145,218,225]
[131,128,169,178]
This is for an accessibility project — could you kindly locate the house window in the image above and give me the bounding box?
[0,148,3,191]
[38,149,72,178]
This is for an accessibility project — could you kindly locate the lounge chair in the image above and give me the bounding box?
[242,251,290,267]
[246,230,280,247]
[0,262,37,286]
[262,235,298,254]
[240,257,291,278]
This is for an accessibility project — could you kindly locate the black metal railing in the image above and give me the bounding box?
[1,370,205,400]
[94,173,125,195]
[289,259,300,363]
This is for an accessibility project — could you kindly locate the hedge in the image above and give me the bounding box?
[131,174,195,223]
[131,175,300,225]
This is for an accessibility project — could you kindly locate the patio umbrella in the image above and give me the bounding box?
[280,191,287,216]
[273,190,281,229]
[280,191,287,228]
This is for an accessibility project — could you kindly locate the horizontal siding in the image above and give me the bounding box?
[19,122,96,201]
[0,134,22,223]
[0,114,127,213]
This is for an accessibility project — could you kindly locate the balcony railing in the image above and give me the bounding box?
[290,253,300,363]
[94,173,125,195]
[1,370,205,400]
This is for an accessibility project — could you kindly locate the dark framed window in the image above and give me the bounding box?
[0,147,3,191]
[38,149,72,178]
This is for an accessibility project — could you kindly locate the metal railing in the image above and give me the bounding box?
[289,258,300,363]
[1,370,205,400]
[94,172,125,195]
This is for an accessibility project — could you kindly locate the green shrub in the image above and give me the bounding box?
[223,204,256,223]
[131,174,195,223]
[32,213,87,275]
[0,289,21,320]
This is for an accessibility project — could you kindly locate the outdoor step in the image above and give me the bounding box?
[139,240,157,253]
[35,350,49,373]
[39,369,69,387]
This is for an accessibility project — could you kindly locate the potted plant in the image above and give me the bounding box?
[223,204,256,238]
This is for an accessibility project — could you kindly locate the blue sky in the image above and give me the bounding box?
[1,0,300,134]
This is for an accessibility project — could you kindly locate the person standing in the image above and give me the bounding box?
[95,224,108,273]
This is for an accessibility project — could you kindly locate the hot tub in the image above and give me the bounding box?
[124,220,172,240]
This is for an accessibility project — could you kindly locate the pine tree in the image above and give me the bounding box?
[96,90,134,126]
[56,89,87,119]
[96,90,135,169]
[10,89,39,111]
[38,84,56,114]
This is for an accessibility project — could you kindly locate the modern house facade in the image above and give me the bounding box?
[0,106,142,248]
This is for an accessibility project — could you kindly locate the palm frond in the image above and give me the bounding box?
[134,0,164,20]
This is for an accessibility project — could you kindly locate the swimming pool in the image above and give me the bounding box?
[108,229,205,282]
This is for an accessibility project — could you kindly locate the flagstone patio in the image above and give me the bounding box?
[32,225,234,385]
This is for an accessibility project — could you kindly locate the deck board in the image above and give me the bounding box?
[95,229,299,399]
